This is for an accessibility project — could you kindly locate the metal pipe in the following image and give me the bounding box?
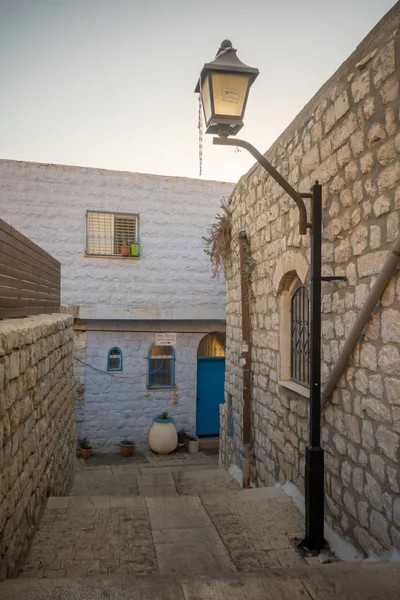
[213,137,309,234]
[238,230,252,489]
[322,233,400,407]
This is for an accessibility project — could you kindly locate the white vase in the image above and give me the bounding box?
[188,440,199,453]
[148,417,178,455]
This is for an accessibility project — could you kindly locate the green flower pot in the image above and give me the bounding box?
[130,243,139,257]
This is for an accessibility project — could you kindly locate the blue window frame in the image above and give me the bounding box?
[148,344,175,389]
[107,347,123,372]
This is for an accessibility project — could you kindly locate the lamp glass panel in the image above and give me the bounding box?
[200,75,212,123]
[211,73,250,117]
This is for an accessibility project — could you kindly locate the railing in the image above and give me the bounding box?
[0,218,61,319]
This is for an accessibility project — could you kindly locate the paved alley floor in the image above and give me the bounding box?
[18,450,307,579]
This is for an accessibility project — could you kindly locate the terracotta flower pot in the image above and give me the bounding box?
[148,416,178,455]
[81,447,93,458]
[120,442,135,457]
[120,245,129,256]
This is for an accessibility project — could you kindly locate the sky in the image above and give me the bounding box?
[0,0,397,183]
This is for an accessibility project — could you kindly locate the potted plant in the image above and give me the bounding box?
[177,428,186,445]
[120,243,129,256]
[187,434,199,453]
[120,439,135,457]
[130,242,140,257]
[79,437,93,458]
[148,412,178,455]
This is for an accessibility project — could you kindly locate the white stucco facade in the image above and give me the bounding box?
[0,160,233,320]
[76,321,225,450]
[0,160,233,451]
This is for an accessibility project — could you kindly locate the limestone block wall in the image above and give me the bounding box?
[0,164,233,321]
[78,321,225,451]
[0,314,75,578]
[221,4,400,556]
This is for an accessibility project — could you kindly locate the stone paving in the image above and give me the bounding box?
[17,450,311,579]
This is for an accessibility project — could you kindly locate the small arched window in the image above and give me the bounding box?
[107,347,123,372]
[290,285,310,387]
[148,344,175,389]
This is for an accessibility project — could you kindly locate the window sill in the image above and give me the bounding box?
[147,386,175,392]
[84,254,140,260]
[279,379,310,398]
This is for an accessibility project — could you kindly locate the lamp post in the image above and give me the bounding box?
[195,40,339,554]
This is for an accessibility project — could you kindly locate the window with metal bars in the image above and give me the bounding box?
[86,211,140,257]
[290,285,310,387]
[107,347,123,372]
[148,344,175,389]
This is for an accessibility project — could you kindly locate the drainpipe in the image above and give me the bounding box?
[238,231,252,489]
[322,233,400,408]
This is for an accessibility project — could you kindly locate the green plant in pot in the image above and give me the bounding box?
[187,434,199,453]
[120,239,130,256]
[120,439,135,457]
[130,242,140,256]
[178,427,186,445]
[148,411,178,455]
[79,437,93,458]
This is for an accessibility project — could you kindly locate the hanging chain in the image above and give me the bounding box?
[198,94,203,177]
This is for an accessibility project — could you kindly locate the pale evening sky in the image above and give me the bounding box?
[0,0,396,183]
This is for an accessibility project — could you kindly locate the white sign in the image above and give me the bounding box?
[221,88,240,103]
[156,333,176,346]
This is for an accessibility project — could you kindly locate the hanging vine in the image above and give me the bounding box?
[244,244,256,305]
[202,201,232,278]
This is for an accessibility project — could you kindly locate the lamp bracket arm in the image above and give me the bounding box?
[213,136,309,235]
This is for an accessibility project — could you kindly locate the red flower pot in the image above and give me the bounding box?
[81,447,93,458]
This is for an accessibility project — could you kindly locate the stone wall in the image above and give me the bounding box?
[0,163,233,321]
[221,4,400,556]
[0,314,76,578]
[78,320,225,452]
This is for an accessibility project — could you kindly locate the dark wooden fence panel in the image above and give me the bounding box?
[0,219,61,319]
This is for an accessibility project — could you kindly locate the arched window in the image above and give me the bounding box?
[290,285,310,387]
[107,347,123,372]
[148,344,175,389]
[197,332,226,358]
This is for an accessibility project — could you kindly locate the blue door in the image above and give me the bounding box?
[196,357,225,436]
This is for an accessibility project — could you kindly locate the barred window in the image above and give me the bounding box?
[107,347,123,372]
[86,211,140,257]
[290,285,310,387]
[148,345,175,389]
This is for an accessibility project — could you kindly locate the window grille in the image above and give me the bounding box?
[107,347,123,372]
[290,285,310,387]
[197,332,226,358]
[86,211,139,257]
[148,345,175,389]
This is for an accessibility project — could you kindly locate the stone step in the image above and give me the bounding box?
[1,562,400,599]
[198,437,220,450]
[68,467,238,497]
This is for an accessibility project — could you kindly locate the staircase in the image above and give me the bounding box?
[1,452,400,599]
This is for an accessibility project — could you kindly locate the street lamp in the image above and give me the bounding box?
[195,40,343,554]
[194,39,259,137]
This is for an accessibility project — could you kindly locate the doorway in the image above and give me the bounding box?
[196,333,226,436]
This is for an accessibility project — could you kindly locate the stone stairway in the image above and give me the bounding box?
[1,453,400,599]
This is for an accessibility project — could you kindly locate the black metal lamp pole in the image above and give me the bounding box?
[304,181,324,553]
[213,138,326,553]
